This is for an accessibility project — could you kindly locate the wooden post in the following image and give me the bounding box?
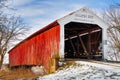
[78,36,88,56]
[49,57,58,73]
[49,53,59,73]
[97,30,101,41]
[77,39,80,58]
[87,32,91,58]
[95,30,102,53]
[68,37,76,58]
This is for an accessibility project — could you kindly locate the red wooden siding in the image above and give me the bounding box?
[9,24,60,71]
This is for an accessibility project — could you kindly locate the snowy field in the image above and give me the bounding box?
[38,61,120,80]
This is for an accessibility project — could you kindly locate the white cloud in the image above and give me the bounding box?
[16,7,45,18]
[37,1,55,6]
[69,4,87,10]
[11,0,34,7]
[22,3,87,36]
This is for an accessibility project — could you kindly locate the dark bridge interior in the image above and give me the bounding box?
[64,22,102,60]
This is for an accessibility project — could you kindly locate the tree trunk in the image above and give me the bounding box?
[0,55,4,69]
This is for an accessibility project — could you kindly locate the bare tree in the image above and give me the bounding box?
[103,5,120,61]
[0,0,29,69]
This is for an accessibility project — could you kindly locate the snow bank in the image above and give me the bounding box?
[38,61,120,80]
[76,61,120,73]
[31,66,46,75]
[3,53,9,64]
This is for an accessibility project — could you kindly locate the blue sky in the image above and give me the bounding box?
[9,0,120,36]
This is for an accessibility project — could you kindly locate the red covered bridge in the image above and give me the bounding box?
[9,21,60,72]
[9,7,109,73]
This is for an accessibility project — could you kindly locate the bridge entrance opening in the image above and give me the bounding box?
[64,22,103,60]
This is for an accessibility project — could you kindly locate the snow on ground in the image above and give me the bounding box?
[38,61,120,80]
[3,53,9,64]
[76,61,120,73]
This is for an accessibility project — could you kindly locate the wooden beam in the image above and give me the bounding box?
[77,40,80,54]
[78,36,88,55]
[65,29,101,41]
[77,27,101,36]
[87,31,91,58]
[97,30,102,41]
[92,31,97,51]
[65,27,101,40]
[65,27,88,31]
[76,38,80,58]
[68,37,76,57]
[94,30,102,52]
